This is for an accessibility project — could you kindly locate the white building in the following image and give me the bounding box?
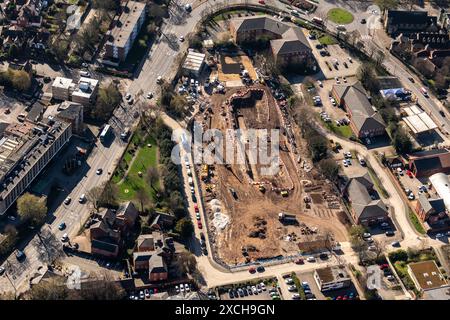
[52,76,99,105]
[429,172,450,211]
[182,50,206,76]
[313,265,352,292]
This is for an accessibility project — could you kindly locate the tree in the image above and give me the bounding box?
[175,252,197,275]
[319,158,339,182]
[136,189,150,213]
[50,39,70,62]
[375,0,399,10]
[101,180,118,207]
[27,278,69,300]
[174,218,194,238]
[0,225,18,256]
[17,193,47,226]
[86,186,103,212]
[392,127,412,154]
[169,191,184,212]
[91,83,121,121]
[75,274,126,300]
[146,167,159,193]
[92,0,119,11]
[8,44,19,58]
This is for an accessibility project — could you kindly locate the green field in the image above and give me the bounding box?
[115,135,159,201]
[318,35,338,45]
[327,8,354,24]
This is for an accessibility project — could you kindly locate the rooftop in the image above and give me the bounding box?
[315,265,350,283]
[408,260,447,290]
[107,1,146,48]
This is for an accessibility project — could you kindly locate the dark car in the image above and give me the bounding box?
[256,266,265,273]
[385,230,395,236]
[242,288,248,296]
[408,77,415,83]
[192,194,197,203]
[315,44,323,49]
[228,289,234,299]
[360,18,366,24]
[15,250,25,261]
[439,110,446,117]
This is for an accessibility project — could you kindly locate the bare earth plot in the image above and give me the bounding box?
[194,85,349,265]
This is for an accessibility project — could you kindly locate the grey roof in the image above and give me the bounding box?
[57,102,83,120]
[418,194,446,214]
[347,175,389,220]
[423,285,450,300]
[91,239,118,253]
[387,10,429,25]
[333,82,385,133]
[231,15,311,55]
[148,254,167,274]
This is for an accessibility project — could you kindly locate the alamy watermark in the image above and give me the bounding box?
[171,122,280,175]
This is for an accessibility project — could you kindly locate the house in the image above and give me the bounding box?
[229,15,313,68]
[407,149,450,178]
[407,260,447,292]
[344,173,389,225]
[332,82,386,138]
[384,10,439,36]
[313,266,351,292]
[149,211,176,231]
[132,231,174,282]
[89,202,138,258]
[415,194,447,224]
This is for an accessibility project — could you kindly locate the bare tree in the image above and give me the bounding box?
[146,167,160,193]
[86,186,103,212]
[135,189,150,213]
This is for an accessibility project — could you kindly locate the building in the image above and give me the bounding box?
[89,202,138,258]
[229,15,313,67]
[384,10,439,36]
[132,231,174,282]
[429,173,450,212]
[332,82,386,139]
[55,102,84,135]
[182,50,206,76]
[402,105,438,136]
[416,194,447,222]
[407,260,447,292]
[344,173,389,225]
[103,1,147,63]
[0,119,72,215]
[423,286,450,300]
[313,265,351,292]
[52,77,99,105]
[408,149,450,178]
[9,0,44,28]
[149,211,176,231]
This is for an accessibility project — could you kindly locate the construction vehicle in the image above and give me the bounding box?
[259,185,266,193]
[278,212,298,225]
[280,190,289,197]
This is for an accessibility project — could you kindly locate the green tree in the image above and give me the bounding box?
[175,252,197,275]
[392,127,412,154]
[91,83,121,121]
[175,218,194,238]
[375,0,399,10]
[50,39,70,62]
[17,193,47,226]
[319,158,339,181]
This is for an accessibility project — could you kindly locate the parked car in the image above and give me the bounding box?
[15,250,25,261]
[58,222,66,230]
[285,278,294,284]
[306,256,316,262]
[248,267,256,274]
[385,230,395,236]
[64,197,71,205]
[391,241,400,247]
[256,265,265,273]
[0,266,5,276]
[287,285,297,292]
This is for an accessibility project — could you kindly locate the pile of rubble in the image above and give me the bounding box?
[248,216,267,239]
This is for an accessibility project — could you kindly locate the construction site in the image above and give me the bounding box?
[194,84,350,265]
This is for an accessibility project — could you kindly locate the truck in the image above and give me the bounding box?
[278,212,298,225]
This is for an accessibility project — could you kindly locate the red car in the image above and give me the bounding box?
[379,264,389,270]
[258,0,265,4]
[295,258,304,264]
[194,204,199,213]
[248,267,256,274]
[197,221,203,229]
[406,170,413,178]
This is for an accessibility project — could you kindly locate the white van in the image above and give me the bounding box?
[80,70,90,77]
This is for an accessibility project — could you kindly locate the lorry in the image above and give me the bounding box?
[278,212,298,225]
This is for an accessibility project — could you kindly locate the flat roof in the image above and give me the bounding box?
[182,51,206,72]
[408,260,447,290]
[315,265,350,283]
[403,112,437,134]
[108,1,146,48]
[52,77,74,90]
[404,105,423,116]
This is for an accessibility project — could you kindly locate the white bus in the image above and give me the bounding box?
[312,17,324,25]
[100,124,111,143]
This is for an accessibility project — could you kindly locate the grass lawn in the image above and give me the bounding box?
[327,8,354,24]
[409,210,426,234]
[116,136,159,201]
[318,35,337,45]
[324,121,353,138]
[367,165,389,199]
